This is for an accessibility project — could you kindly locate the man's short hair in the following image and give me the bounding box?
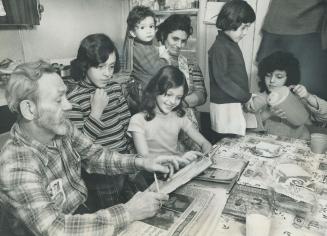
[6,60,56,116]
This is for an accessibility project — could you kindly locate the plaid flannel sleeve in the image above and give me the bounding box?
[0,145,131,236]
[69,122,138,175]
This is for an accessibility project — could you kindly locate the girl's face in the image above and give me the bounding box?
[264,70,287,92]
[131,16,155,42]
[225,23,251,43]
[164,30,188,56]
[156,86,184,114]
[85,52,116,88]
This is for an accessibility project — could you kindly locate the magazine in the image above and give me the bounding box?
[195,157,248,184]
[222,184,271,222]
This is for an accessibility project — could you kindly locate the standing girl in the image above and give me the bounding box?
[67,33,135,210]
[128,66,211,161]
[208,0,256,138]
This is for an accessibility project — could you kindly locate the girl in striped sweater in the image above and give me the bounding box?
[67,33,136,210]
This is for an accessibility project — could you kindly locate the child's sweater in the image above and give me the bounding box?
[208,31,251,104]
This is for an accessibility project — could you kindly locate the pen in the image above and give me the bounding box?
[154,172,163,207]
[154,172,160,193]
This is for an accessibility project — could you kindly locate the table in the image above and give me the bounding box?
[210,132,327,236]
[120,132,327,236]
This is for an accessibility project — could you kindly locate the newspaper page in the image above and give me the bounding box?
[185,183,229,236]
[118,185,214,236]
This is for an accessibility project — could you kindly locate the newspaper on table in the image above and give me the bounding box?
[118,185,214,236]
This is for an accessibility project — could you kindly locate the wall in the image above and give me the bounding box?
[0,0,126,63]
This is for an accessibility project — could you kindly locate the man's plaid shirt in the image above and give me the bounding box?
[0,121,139,235]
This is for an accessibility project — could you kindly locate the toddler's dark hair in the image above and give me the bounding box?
[127,5,156,31]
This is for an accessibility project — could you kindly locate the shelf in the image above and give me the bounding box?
[154,8,199,16]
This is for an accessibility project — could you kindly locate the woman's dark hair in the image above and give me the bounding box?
[141,65,189,121]
[127,5,156,31]
[258,51,301,92]
[156,14,193,43]
[70,33,120,81]
[216,0,256,31]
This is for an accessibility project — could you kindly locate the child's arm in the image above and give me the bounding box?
[292,84,327,122]
[131,131,149,156]
[67,91,106,141]
[183,125,212,153]
[210,45,251,103]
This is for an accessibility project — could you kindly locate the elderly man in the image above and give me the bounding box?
[0,60,184,235]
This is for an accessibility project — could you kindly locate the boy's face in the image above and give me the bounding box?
[86,52,116,88]
[131,16,155,42]
[225,23,251,43]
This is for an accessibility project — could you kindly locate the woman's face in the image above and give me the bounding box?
[164,30,188,56]
[156,86,184,114]
[264,70,287,92]
[85,52,116,88]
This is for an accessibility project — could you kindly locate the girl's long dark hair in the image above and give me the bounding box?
[141,65,189,121]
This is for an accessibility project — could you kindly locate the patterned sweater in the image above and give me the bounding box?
[67,80,134,153]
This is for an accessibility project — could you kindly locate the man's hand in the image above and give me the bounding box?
[135,155,188,178]
[125,191,169,222]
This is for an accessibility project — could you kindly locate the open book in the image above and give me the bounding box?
[195,157,248,184]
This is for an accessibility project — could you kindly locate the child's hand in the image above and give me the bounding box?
[90,88,109,120]
[290,84,309,99]
[182,151,203,164]
[251,94,267,112]
[270,107,287,119]
[244,96,255,113]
